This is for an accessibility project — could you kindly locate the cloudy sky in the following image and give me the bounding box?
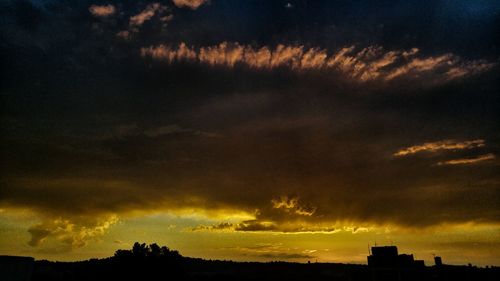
[1,0,499,265]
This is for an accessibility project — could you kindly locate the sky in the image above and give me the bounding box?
[0,0,499,266]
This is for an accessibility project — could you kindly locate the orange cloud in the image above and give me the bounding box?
[116,30,130,40]
[88,4,116,17]
[141,42,495,84]
[172,0,209,10]
[130,3,168,27]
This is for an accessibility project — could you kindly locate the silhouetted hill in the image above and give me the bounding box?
[27,243,500,281]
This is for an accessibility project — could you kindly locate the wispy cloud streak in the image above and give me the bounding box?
[437,154,496,165]
[141,42,495,83]
[130,3,168,27]
[394,139,486,156]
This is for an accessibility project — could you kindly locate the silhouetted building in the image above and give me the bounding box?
[368,246,424,268]
[398,254,415,267]
[371,245,398,257]
[414,260,425,267]
[368,246,398,267]
[0,256,34,281]
[434,256,442,266]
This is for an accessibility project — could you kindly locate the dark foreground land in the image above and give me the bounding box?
[32,259,500,281]
[2,243,499,281]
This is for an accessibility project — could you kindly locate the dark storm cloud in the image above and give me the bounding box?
[1,0,500,247]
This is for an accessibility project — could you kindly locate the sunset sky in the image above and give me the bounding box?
[1,0,499,266]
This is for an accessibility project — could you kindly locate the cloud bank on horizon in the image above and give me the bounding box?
[0,0,499,254]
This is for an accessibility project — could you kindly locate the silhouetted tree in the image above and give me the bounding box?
[132,242,149,257]
[113,249,133,259]
[160,245,170,256]
[113,242,181,261]
[149,243,161,258]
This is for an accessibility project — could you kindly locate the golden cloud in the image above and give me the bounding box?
[394,139,486,156]
[271,195,316,216]
[28,215,118,250]
[437,153,496,165]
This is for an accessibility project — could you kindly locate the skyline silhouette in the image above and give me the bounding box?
[1,0,499,267]
[2,243,499,281]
